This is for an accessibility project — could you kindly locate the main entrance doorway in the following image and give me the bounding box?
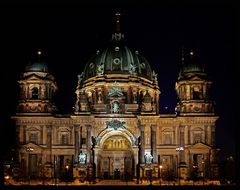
[99,135,134,180]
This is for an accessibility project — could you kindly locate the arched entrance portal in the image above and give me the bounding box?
[98,135,134,180]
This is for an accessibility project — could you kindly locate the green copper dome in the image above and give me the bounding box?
[181,63,204,73]
[179,50,204,75]
[25,61,49,72]
[82,40,153,81]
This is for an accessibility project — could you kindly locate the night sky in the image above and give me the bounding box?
[0,1,237,162]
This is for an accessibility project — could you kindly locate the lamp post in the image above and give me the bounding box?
[159,165,163,186]
[65,164,69,184]
[91,136,96,184]
[176,146,184,185]
[136,136,141,184]
[202,160,205,186]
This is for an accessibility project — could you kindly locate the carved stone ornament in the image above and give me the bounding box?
[97,63,104,74]
[106,120,126,130]
[129,63,137,74]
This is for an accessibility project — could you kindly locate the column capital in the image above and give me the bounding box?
[46,125,52,128]
[151,125,157,131]
[74,124,80,130]
[139,124,145,131]
[46,125,52,132]
[179,125,185,132]
[86,125,92,131]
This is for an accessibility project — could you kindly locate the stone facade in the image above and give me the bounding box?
[12,15,219,182]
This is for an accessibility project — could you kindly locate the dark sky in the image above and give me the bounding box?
[0,1,237,161]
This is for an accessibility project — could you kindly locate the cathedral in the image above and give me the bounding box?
[12,13,219,183]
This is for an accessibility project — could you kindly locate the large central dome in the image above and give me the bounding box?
[74,13,160,115]
[81,13,153,82]
[83,40,153,81]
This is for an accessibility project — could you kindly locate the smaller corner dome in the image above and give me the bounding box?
[25,61,49,73]
[181,63,204,73]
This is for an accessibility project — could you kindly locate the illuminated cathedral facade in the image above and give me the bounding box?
[12,14,219,182]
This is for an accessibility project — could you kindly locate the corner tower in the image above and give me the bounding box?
[17,50,58,114]
[175,50,214,115]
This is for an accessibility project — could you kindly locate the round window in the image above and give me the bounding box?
[89,62,94,68]
[140,62,146,68]
[113,58,121,65]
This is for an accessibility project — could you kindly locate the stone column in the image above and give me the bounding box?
[86,125,92,163]
[188,126,191,144]
[207,125,211,145]
[15,126,20,162]
[211,125,216,146]
[151,125,157,163]
[23,125,26,144]
[179,125,187,179]
[179,125,185,163]
[74,125,80,163]
[139,124,145,164]
[79,126,82,149]
[40,126,43,144]
[46,125,52,163]
[93,147,99,178]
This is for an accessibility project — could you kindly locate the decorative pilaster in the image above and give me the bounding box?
[86,125,92,163]
[46,125,52,163]
[79,126,82,149]
[207,125,212,145]
[40,126,43,145]
[179,125,187,179]
[23,125,26,144]
[139,124,145,164]
[74,125,80,163]
[211,125,215,146]
[150,125,157,163]
[173,126,176,145]
[179,125,185,163]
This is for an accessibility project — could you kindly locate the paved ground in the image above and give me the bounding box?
[3,179,236,190]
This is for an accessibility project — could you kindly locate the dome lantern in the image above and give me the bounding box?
[25,49,48,73]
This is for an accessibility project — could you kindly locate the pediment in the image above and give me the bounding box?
[108,86,124,97]
[21,143,43,153]
[187,142,211,150]
[188,76,203,81]
[24,74,43,80]
[109,91,124,97]
[26,126,40,131]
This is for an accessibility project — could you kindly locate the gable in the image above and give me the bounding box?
[108,86,124,97]
[186,143,211,153]
[21,143,43,153]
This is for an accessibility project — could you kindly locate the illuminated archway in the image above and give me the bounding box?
[97,131,134,180]
[103,135,131,151]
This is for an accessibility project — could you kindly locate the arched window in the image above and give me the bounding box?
[163,133,172,144]
[193,87,200,100]
[31,87,39,99]
[29,132,38,144]
[193,132,202,143]
[192,127,203,144]
[61,133,69,145]
[162,128,173,145]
